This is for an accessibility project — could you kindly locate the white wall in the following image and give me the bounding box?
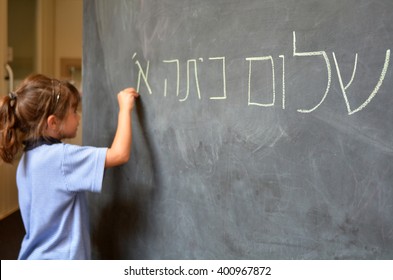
[54,0,83,83]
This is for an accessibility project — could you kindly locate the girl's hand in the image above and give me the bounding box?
[117,88,139,112]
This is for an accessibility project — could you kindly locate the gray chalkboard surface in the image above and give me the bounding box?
[83,0,393,259]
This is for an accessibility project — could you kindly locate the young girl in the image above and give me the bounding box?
[0,74,139,259]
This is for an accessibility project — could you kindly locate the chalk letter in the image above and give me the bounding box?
[333,50,390,115]
[132,52,152,94]
[209,57,227,100]
[163,59,180,97]
[279,55,286,109]
[293,31,332,113]
[179,59,202,102]
[246,56,276,107]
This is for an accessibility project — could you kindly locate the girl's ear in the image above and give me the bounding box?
[46,115,59,131]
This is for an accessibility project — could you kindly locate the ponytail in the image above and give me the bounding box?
[0,93,22,163]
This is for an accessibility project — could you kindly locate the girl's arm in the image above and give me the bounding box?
[105,88,139,168]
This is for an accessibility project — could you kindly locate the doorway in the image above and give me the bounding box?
[1,0,82,219]
[0,0,51,219]
[0,0,37,219]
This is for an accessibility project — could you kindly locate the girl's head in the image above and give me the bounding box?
[0,74,81,163]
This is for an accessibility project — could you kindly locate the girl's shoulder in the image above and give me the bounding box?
[62,143,107,164]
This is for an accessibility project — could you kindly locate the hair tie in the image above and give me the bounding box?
[8,92,16,100]
[8,92,16,107]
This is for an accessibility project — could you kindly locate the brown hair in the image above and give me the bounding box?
[0,74,81,163]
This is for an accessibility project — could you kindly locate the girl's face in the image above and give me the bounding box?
[60,106,80,139]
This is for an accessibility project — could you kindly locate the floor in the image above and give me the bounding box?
[0,210,25,259]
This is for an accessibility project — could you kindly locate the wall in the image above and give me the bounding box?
[54,0,82,86]
[54,0,83,146]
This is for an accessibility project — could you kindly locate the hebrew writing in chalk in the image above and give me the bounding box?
[132,32,390,115]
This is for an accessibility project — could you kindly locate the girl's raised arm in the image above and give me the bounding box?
[105,88,139,168]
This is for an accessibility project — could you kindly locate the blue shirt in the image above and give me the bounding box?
[16,143,107,260]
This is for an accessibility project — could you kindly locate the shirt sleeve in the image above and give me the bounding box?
[61,144,108,193]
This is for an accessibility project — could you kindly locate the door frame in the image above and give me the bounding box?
[36,0,55,77]
[0,0,7,93]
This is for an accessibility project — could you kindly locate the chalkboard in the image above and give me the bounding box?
[83,0,393,259]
